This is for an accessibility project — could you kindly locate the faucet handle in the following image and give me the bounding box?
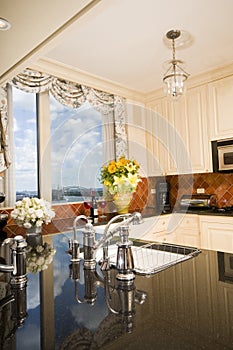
[11,235,27,250]
[100,243,110,271]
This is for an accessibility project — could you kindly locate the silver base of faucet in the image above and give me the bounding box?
[116,272,135,281]
[83,259,96,270]
[10,274,27,287]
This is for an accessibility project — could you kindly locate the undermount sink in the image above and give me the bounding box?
[96,242,201,277]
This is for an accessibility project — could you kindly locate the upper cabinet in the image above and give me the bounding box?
[145,84,212,176]
[183,85,212,173]
[208,75,233,140]
[127,103,148,177]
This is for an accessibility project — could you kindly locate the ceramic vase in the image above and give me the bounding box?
[113,192,132,214]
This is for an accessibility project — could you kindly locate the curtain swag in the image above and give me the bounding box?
[0,86,11,172]
[12,68,116,114]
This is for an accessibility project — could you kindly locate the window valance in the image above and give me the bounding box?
[12,68,115,113]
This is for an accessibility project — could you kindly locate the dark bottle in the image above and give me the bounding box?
[90,191,98,224]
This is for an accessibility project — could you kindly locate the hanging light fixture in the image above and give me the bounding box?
[163,29,189,99]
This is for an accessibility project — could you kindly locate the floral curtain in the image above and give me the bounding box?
[0,86,11,172]
[11,68,128,159]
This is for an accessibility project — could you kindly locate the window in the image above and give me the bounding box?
[12,87,38,200]
[10,82,116,206]
[50,96,103,202]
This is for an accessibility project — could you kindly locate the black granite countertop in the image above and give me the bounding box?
[1,231,233,349]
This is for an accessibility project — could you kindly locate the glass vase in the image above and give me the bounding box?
[25,226,42,247]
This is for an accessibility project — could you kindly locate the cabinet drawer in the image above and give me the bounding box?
[180,216,199,228]
[143,231,176,244]
[151,218,168,233]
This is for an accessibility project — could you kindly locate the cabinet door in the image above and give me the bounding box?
[145,97,182,176]
[200,216,233,253]
[127,103,148,175]
[208,75,233,140]
[171,213,200,247]
[142,215,176,244]
[171,86,211,174]
[185,86,212,173]
[146,85,211,175]
[146,105,163,176]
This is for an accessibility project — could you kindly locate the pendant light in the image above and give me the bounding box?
[163,30,189,99]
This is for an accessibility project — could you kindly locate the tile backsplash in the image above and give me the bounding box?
[2,172,233,238]
[147,173,233,210]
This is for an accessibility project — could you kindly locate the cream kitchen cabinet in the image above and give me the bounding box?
[200,215,233,253]
[167,85,211,174]
[141,214,176,244]
[145,98,170,176]
[170,213,200,247]
[146,84,212,176]
[141,213,200,247]
[182,85,212,173]
[127,103,148,176]
[208,74,233,140]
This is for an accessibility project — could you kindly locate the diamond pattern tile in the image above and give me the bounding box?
[3,173,233,237]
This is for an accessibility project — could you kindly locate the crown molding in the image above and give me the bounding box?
[31,57,146,103]
[29,57,233,105]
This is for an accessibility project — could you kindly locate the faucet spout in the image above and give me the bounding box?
[73,215,89,240]
[69,215,89,262]
[96,212,142,250]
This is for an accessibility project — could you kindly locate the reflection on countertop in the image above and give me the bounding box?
[1,231,233,349]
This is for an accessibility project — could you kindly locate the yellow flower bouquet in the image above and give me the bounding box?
[100,157,141,195]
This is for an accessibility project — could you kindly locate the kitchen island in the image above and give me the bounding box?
[1,229,233,350]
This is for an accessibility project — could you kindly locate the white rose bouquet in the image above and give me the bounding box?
[11,197,55,228]
[26,242,56,274]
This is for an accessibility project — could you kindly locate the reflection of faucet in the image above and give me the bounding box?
[69,259,147,328]
[69,261,104,305]
[104,272,147,333]
[0,236,27,286]
[0,283,28,347]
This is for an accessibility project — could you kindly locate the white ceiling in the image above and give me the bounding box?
[1,0,233,94]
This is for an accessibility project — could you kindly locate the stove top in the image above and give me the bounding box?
[211,206,233,213]
[177,206,233,216]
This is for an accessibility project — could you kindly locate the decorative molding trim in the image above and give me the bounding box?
[32,58,233,107]
[31,57,146,103]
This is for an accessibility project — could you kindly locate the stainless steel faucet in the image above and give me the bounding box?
[96,212,143,280]
[69,215,89,262]
[0,235,27,286]
[71,212,142,279]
